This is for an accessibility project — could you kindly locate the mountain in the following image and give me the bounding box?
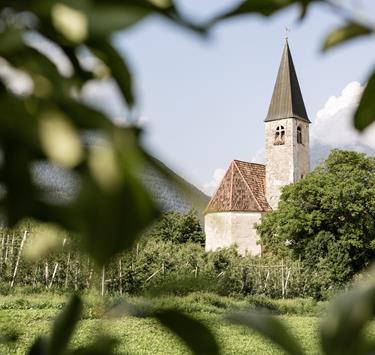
[141,160,209,217]
[33,159,209,217]
[311,143,375,168]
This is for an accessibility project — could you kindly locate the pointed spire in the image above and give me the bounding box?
[265,40,310,123]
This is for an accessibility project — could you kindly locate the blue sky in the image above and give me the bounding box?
[91,0,375,192]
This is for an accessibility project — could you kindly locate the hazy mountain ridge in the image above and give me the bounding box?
[33,160,209,216]
[141,160,209,216]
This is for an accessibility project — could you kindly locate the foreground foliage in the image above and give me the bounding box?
[0,0,375,354]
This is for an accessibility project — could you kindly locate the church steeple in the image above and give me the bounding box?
[264,39,310,210]
[265,40,310,123]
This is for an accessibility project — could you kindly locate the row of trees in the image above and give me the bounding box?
[0,211,309,299]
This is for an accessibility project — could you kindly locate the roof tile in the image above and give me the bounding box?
[205,160,271,213]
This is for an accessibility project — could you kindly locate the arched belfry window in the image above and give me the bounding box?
[274,126,285,145]
[297,126,302,144]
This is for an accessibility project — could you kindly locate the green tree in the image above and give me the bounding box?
[146,210,205,245]
[258,150,375,293]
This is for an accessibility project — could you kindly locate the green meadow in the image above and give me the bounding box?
[0,292,326,354]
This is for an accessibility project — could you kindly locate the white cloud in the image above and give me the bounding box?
[311,81,375,151]
[202,168,226,196]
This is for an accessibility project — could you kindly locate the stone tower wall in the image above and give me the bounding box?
[265,118,310,209]
[293,120,310,181]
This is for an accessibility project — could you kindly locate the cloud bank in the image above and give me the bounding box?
[311,81,375,151]
[203,81,375,196]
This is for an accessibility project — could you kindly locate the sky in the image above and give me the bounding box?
[3,1,375,195]
[89,0,375,194]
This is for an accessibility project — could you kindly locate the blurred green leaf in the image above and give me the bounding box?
[86,5,150,38]
[47,294,83,355]
[89,0,207,35]
[71,336,117,355]
[226,311,304,355]
[320,282,375,355]
[155,309,220,355]
[55,97,115,132]
[27,337,48,355]
[0,138,40,226]
[220,0,292,18]
[212,0,320,23]
[0,27,25,56]
[323,23,372,51]
[354,70,375,131]
[88,40,135,108]
[63,130,160,265]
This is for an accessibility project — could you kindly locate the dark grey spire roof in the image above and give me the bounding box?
[265,40,310,123]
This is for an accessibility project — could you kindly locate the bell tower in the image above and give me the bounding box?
[265,40,310,210]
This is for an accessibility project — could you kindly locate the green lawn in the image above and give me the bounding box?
[0,292,326,354]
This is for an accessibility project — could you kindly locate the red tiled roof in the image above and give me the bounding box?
[205,160,271,213]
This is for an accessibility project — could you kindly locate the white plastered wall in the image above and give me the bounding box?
[205,212,263,256]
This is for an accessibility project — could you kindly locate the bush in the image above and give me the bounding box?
[144,210,205,245]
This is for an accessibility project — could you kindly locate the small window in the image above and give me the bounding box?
[297,126,302,144]
[274,126,285,145]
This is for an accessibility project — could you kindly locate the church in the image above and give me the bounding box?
[205,40,311,256]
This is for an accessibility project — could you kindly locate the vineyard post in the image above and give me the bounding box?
[88,271,93,289]
[4,235,9,263]
[258,259,262,290]
[10,230,27,288]
[65,252,71,289]
[101,266,105,297]
[119,258,123,295]
[33,265,39,288]
[44,261,49,288]
[284,268,291,298]
[264,270,270,290]
[10,234,14,260]
[87,258,93,289]
[0,235,4,273]
[74,257,79,291]
[48,238,67,289]
[281,259,285,299]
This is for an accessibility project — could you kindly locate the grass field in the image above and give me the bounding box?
[0,292,330,354]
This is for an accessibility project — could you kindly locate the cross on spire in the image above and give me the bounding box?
[285,26,290,39]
